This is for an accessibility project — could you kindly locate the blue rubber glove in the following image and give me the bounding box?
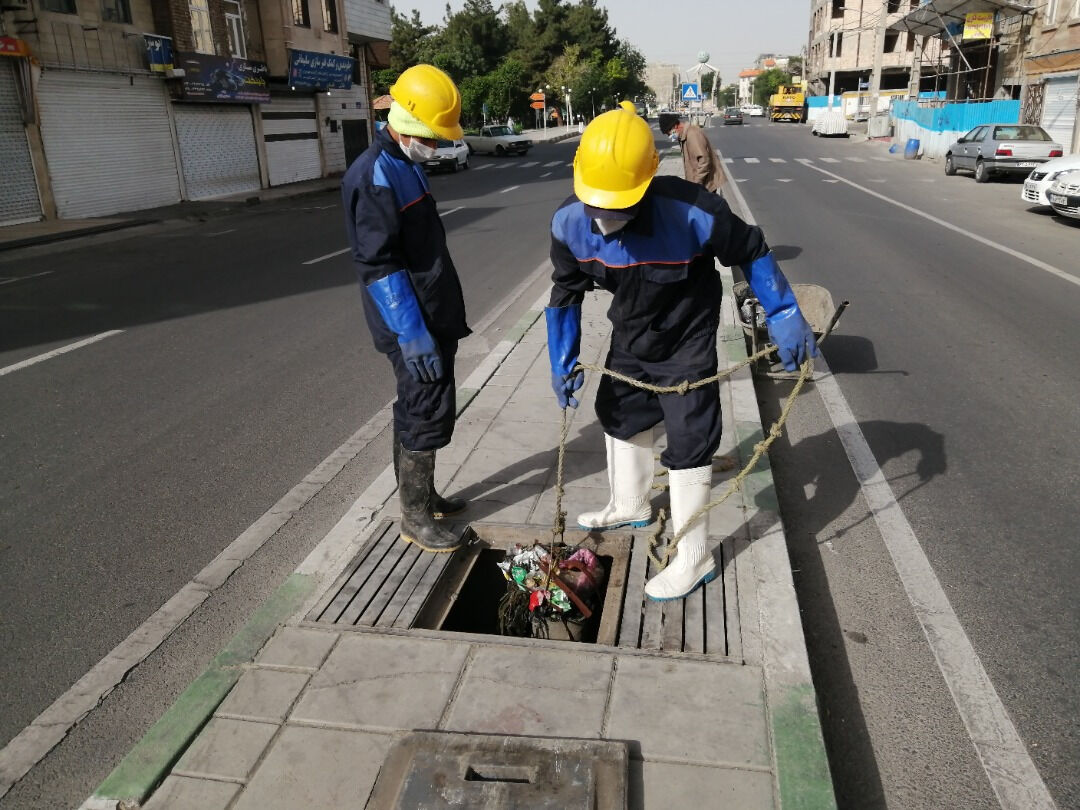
[367,271,442,382]
[741,252,818,372]
[545,304,584,409]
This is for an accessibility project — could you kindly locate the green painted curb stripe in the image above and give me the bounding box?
[773,685,838,810]
[506,308,542,343]
[94,573,315,803]
[455,387,479,417]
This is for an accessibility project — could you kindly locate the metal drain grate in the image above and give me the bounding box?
[311,520,741,658]
[366,731,628,809]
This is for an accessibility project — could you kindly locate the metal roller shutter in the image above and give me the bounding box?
[1040,74,1079,154]
[0,60,41,226]
[262,95,322,186]
[37,71,181,218]
[174,104,261,200]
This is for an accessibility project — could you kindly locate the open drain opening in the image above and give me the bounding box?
[463,764,537,783]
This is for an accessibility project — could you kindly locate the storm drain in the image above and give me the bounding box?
[311,520,741,658]
[365,731,628,809]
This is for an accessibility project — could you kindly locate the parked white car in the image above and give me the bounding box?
[1047,174,1080,220]
[743,104,765,117]
[1020,154,1080,206]
[423,139,469,173]
[464,125,531,156]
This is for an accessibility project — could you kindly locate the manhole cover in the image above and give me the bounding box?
[365,731,627,809]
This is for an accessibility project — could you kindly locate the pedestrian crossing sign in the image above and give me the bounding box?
[681,83,700,102]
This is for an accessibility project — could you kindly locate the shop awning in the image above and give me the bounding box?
[889,0,1033,37]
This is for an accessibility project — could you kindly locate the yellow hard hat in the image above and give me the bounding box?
[574,108,659,210]
[618,100,636,113]
[389,64,463,140]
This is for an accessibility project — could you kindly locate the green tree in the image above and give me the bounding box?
[717,83,738,107]
[754,67,792,106]
[387,9,439,75]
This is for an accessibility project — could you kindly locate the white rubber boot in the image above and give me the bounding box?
[577,429,654,530]
[645,465,717,601]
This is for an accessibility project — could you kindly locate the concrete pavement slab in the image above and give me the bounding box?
[254,625,339,670]
[630,759,776,808]
[141,775,240,809]
[172,717,278,780]
[216,668,310,723]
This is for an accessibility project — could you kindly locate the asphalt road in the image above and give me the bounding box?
[706,117,1079,809]
[0,140,580,807]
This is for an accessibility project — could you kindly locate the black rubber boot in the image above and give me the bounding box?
[397,444,462,553]
[393,438,466,519]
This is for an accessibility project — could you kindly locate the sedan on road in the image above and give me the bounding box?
[723,107,744,125]
[424,139,469,173]
[742,104,765,117]
[1047,174,1080,220]
[1020,154,1080,206]
[945,124,1063,183]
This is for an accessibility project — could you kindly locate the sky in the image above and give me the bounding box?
[390,0,810,88]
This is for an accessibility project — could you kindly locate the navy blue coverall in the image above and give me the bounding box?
[549,175,770,470]
[342,128,470,451]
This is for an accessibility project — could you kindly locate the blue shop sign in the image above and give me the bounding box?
[288,49,353,90]
[178,52,270,103]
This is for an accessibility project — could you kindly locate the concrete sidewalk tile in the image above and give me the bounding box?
[442,645,613,738]
[629,760,775,809]
[474,418,564,454]
[174,718,279,780]
[233,727,389,810]
[606,657,769,768]
[142,775,240,809]
[255,626,339,670]
[463,483,543,523]
[459,385,512,422]
[217,668,310,722]
[531,485,639,529]
[450,446,555,490]
[291,635,469,730]
[557,450,613,489]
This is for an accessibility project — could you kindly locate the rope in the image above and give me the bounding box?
[549,345,814,571]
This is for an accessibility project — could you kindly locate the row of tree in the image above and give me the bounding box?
[373,0,650,129]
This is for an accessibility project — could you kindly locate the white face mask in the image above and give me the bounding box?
[595,218,628,236]
[400,136,436,162]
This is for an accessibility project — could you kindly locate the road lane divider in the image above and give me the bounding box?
[302,247,350,265]
[439,206,464,217]
[0,331,124,378]
[499,185,520,194]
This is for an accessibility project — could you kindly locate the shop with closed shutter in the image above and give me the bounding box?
[0,55,42,226]
[1040,73,1079,154]
[262,92,322,186]
[37,70,180,219]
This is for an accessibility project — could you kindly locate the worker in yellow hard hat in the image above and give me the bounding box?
[544,106,816,600]
[342,63,469,554]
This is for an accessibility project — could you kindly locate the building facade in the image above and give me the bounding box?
[1022,0,1080,152]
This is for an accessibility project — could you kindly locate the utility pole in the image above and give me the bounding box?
[827,30,838,109]
[867,0,889,128]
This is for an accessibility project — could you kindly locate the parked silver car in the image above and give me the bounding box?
[1047,175,1080,220]
[944,124,1063,183]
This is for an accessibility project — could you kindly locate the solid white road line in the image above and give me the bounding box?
[0,271,53,287]
[499,186,520,194]
[801,161,1078,288]
[439,206,464,217]
[814,357,1058,810]
[302,247,350,265]
[0,331,124,377]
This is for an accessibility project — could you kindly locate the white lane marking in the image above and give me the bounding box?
[206,229,237,237]
[0,271,53,286]
[919,178,936,183]
[820,157,840,163]
[439,206,464,217]
[745,157,760,164]
[302,247,350,265]
[814,357,1059,810]
[0,331,124,377]
[802,161,1078,288]
[769,158,786,163]
[723,158,735,164]
[543,160,562,167]
[776,178,793,183]
[564,161,574,167]
[499,185,520,194]
[496,162,518,169]
[540,172,552,178]
[872,156,891,162]
[846,157,866,163]
[823,179,840,183]
[869,178,887,183]
[521,161,539,168]
[474,164,493,170]
[736,178,750,182]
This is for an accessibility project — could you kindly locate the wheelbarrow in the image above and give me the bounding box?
[733,281,849,378]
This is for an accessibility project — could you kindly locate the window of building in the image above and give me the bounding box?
[832,0,843,19]
[224,0,246,57]
[101,0,131,22]
[292,0,310,27]
[835,31,843,57]
[907,31,915,51]
[322,0,337,33]
[41,0,78,13]
[887,0,901,12]
[189,0,215,53]
[1044,0,1058,23]
[884,31,899,52]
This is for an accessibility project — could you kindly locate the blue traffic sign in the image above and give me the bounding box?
[681,82,700,102]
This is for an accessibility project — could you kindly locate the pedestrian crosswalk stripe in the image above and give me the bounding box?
[543,161,562,167]
[497,162,518,169]
[777,178,793,183]
[823,179,839,183]
[872,157,891,162]
[745,157,760,164]
[474,164,493,170]
[565,161,574,167]
[521,161,539,168]
[846,157,866,163]
[820,157,840,163]
[769,158,786,163]
[723,158,735,164]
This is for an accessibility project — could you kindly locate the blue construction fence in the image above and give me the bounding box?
[890,99,1021,159]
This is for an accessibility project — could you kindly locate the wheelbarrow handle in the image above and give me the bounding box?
[816,300,850,347]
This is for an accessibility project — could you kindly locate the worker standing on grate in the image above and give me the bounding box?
[342,64,470,554]
[545,107,816,600]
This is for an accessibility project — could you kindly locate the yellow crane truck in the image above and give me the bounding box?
[768,85,806,123]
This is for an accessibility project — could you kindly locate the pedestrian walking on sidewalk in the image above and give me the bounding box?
[342,63,470,554]
[659,112,725,195]
[545,107,816,600]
